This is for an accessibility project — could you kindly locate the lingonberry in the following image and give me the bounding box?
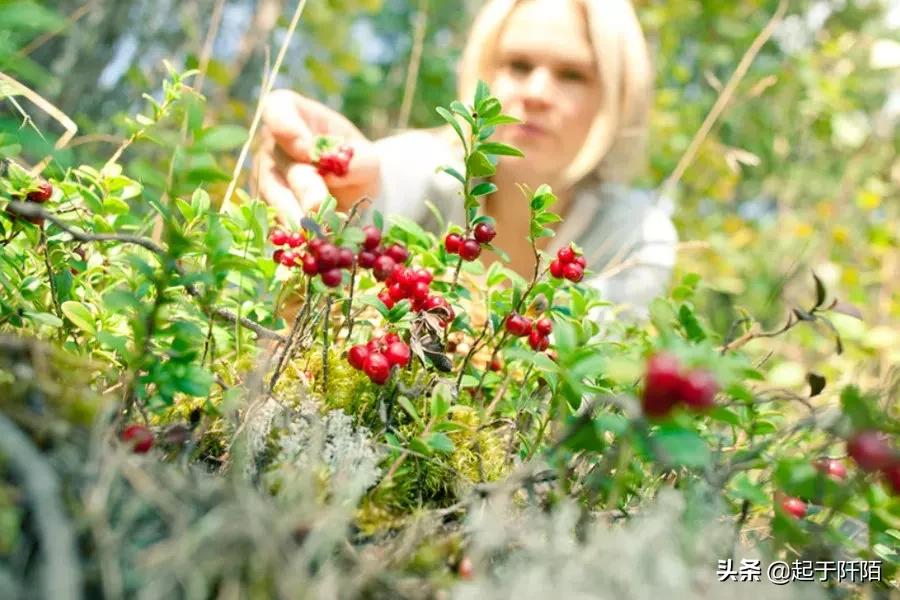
[505,314,531,337]
[528,329,550,351]
[641,352,682,419]
[780,495,807,519]
[278,250,298,267]
[458,556,474,580]
[287,231,305,248]
[413,268,433,286]
[563,263,584,283]
[411,281,430,302]
[348,345,369,370]
[812,457,847,481]
[364,352,391,385]
[315,243,339,271]
[337,247,354,269]
[320,268,343,287]
[272,249,285,264]
[678,369,718,411]
[383,332,401,345]
[26,180,53,203]
[549,259,565,279]
[357,250,377,269]
[444,233,463,254]
[362,225,381,250]
[557,246,575,264]
[394,266,416,290]
[300,254,318,275]
[473,222,496,244]
[373,255,397,281]
[535,317,553,336]
[121,424,154,454]
[573,255,587,268]
[269,228,289,246]
[385,243,409,264]
[385,341,411,368]
[847,431,895,472]
[459,239,482,261]
[378,289,395,309]
[388,283,406,302]
[884,462,900,494]
[490,357,503,372]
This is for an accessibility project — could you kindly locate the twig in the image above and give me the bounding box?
[397,0,429,129]
[39,229,64,341]
[322,295,333,395]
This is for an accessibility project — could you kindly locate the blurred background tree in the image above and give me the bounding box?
[2,0,897,391]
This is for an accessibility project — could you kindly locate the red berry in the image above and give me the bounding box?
[678,369,718,411]
[535,318,553,336]
[287,231,305,248]
[320,268,343,287]
[459,239,482,261]
[121,424,153,454]
[357,250,377,269]
[847,431,895,472]
[364,352,391,384]
[413,268,433,286]
[337,247,354,269]
[780,495,807,519]
[505,314,531,337]
[383,332,401,345]
[269,228,289,246]
[423,295,443,311]
[26,180,53,203]
[473,222,496,244]
[549,259,565,279]
[813,457,847,481]
[386,243,409,264]
[362,225,381,250]
[411,281,430,302]
[373,255,397,281]
[573,255,587,268]
[315,243,339,271]
[528,329,550,351]
[642,352,682,419]
[557,246,575,264]
[563,263,584,282]
[308,238,325,254]
[388,283,407,302]
[394,266,416,291]
[272,249,285,264]
[378,289,395,309]
[884,462,900,495]
[458,556,474,580]
[279,250,298,267]
[348,345,369,370]
[385,341,411,368]
[490,357,503,372]
[301,254,319,275]
[444,233,463,254]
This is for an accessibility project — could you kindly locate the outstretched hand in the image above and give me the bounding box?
[254,89,380,225]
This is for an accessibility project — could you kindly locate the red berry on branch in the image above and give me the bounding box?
[573,255,587,268]
[348,345,369,370]
[412,281,431,302]
[269,228,289,246]
[413,268,433,286]
[26,180,53,203]
[364,352,391,384]
[535,317,553,336]
[388,284,406,302]
[505,314,531,337]
[563,263,584,283]
[301,254,319,275]
[780,495,807,519]
[378,288,395,309]
[678,369,718,411]
[320,268,343,287]
[812,457,847,481]
[279,250,298,267]
[362,225,381,250]
[395,266,416,291]
[386,243,409,264]
[458,556,474,580]
[307,238,325,255]
[383,332,401,345]
[549,259,565,279]
[444,233,463,254]
[373,255,397,281]
[337,247,354,269]
[489,357,503,372]
[272,249,285,264]
[474,222,496,244]
[884,462,900,495]
[642,352,682,419]
[121,424,154,454]
[357,250,377,269]
[315,243,339,271]
[287,231,305,248]
[528,329,549,351]
[459,239,482,261]
[847,431,895,472]
[557,246,575,264]
[385,341,411,368]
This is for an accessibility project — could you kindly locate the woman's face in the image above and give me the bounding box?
[489,0,603,180]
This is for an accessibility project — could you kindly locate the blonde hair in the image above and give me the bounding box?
[457,0,653,186]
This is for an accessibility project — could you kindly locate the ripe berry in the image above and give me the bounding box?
[301,254,319,275]
[535,318,553,336]
[315,243,339,271]
[549,259,565,279]
[780,495,807,519]
[458,556,474,580]
[884,463,900,495]
[563,263,584,283]
[489,357,503,372]
[358,250,377,269]
[394,267,416,291]
[413,268,433,286]
[474,222,496,244]
[320,268,343,287]
[121,424,153,454]
[385,341,411,368]
[348,345,369,370]
[444,233,463,254]
[557,246,575,264]
[287,231,305,248]
[573,255,587,268]
[278,250,298,267]
[411,281,430,302]
[386,243,409,264]
[269,228,289,246]
[642,352,682,419]
[272,249,285,264]
[812,458,847,481]
[847,431,895,472]
[378,289,395,309]
[362,225,381,250]
[308,238,325,255]
[26,180,53,203]
[373,255,397,281]
[459,238,482,261]
[505,314,531,337]
[337,247,354,269]
[678,369,718,411]
[383,332,401,345]
[364,352,391,385]
[528,329,550,351]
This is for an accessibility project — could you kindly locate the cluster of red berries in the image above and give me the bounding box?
[847,430,899,494]
[641,352,718,418]
[347,332,411,385]
[549,245,586,283]
[269,228,354,288]
[6,179,53,225]
[120,423,154,454]
[778,457,848,519]
[356,225,413,281]
[443,222,496,262]
[505,313,553,351]
[375,263,455,328]
[315,144,354,177]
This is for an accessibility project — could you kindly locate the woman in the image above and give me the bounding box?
[255,0,677,318]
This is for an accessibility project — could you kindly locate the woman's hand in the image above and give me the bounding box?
[254,89,381,225]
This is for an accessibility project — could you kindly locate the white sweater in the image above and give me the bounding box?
[372,129,678,319]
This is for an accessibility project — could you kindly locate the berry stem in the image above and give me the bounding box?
[321,295,332,396]
[39,229,64,343]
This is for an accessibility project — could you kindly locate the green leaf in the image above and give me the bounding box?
[678,304,706,342]
[473,80,490,109]
[478,142,524,157]
[398,397,424,428]
[425,432,455,454]
[430,384,451,419]
[483,114,521,127]
[477,97,501,120]
[470,182,497,197]
[23,311,63,328]
[439,166,466,186]
[466,151,496,178]
[731,473,770,506]
[651,425,710,468]
[195,125,248,152]
[436,107,465,145]
[61,301,96,335]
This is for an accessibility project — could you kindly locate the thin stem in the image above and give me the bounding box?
[322,295,333,396]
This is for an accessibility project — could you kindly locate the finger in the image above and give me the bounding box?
[262,89,314,162]
[256,151,305,227]
[283,162,330,215]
